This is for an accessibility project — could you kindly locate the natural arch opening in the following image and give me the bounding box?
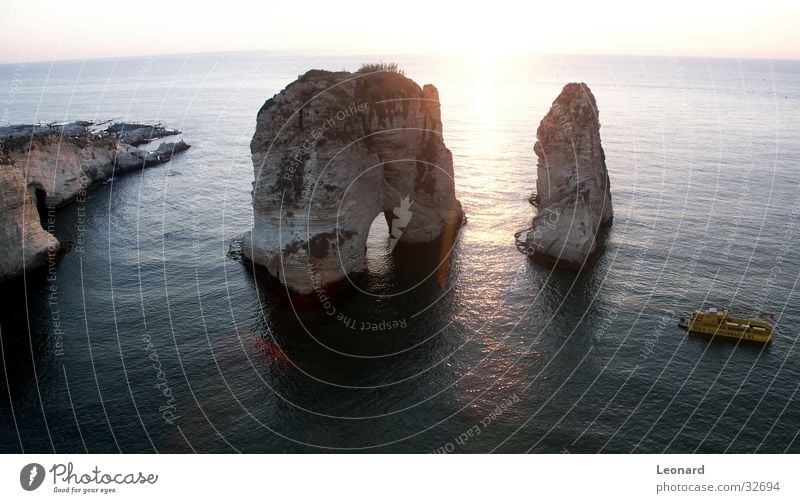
[33,188,48,230]
[243,68,465,294]
[365,213,393,275]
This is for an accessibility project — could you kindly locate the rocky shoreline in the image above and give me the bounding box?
[0,75,615,288]
[0,121,190,283]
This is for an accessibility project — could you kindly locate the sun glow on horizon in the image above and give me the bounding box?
[0,0,797,63]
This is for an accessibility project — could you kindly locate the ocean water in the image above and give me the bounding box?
[1,52,799,453]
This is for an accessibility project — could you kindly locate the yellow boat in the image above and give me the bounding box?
[678,307,774,343]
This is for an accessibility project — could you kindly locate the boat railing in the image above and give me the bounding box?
[727,306,775,320]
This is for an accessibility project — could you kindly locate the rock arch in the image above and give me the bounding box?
[242,69,464,294]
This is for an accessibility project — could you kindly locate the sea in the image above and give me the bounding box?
[1,51,799,453]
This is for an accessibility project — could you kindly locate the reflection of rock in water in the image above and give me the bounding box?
[242,67,464,294]
[241,239,465,449]
[247,232,460,361]
[517,83,613,267]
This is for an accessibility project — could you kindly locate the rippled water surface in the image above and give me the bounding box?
[1,52,799,452]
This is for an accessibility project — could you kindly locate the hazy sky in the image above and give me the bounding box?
[0,0,797,63]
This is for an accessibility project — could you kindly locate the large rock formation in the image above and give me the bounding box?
[517,83,613,266]
[0,122,187,206]
[0,152,60,283]
[242,67,464,293]
[0,121,189,282]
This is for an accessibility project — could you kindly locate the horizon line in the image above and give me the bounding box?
[1,48,798,67]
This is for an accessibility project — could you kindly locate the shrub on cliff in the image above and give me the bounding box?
[358,62,405,76]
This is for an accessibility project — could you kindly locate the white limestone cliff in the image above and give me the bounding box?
[0,153,60,282]
[518,83,613,266]
[242,67,464,293]
[0,121,189,282]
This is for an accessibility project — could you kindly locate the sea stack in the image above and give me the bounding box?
[242,66,464,294]
[519,83,613,266]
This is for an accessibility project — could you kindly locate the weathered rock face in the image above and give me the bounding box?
[0,121,189,282]
[519,83,613,266]
[0,155,60,283]
[243,68,464,293]
[0,122,187,206]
